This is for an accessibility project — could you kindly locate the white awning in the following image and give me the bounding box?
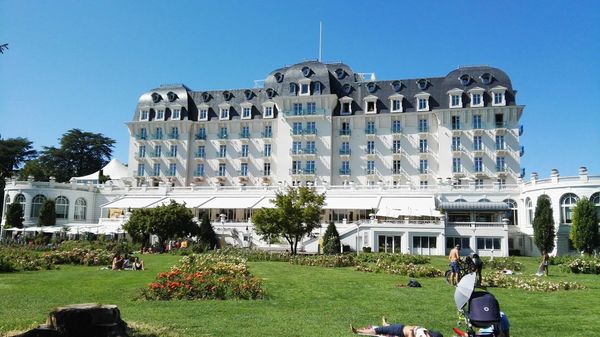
[101,197,165,209]
[323,197,379,210]
[147,197,212,208]
[197,197,263,209]
[252,197,276,209]
[376,196,440,217]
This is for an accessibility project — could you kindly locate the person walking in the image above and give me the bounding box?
[449,244,461,286]
[540,250,550,276]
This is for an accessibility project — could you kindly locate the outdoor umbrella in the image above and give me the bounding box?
[454,272,476,310]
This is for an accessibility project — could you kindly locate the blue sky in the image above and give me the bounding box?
[1,0,599,178]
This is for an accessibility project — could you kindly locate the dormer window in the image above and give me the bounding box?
[171,108,181,120]
[313,82,322,94]
[218,103,231,120]
[468,87,485,107]
[198,104,209,121]
[447,88,464,108]
[389,94,404,113]
[480,73,493,85]
[140,110,149,121]
[156,109,165,121]
[416,79,429,90]
[299,78,311,96]
[415,92,430,112]
[339,97,353,115]
[363,95,378,114]
[490,86,507,106]
[262,101,275,119]
[459,74,471,86]
[289,83,298,96]
[241,102,253,120]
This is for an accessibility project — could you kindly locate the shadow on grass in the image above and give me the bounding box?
[128,322,180,337]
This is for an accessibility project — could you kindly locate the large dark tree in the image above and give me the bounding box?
[38,129,115,182]
[570,197,599,254]
[18,159,48,181]
[252,187,325,255]
[38,199,57,227]
[198,212,219,250]
[124,201,199,246]
[0,136,37,217]
[322,221,341,254]
[533,195,556,254]
[5,202,24,229]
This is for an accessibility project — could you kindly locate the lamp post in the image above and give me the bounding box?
[219,213,226,248]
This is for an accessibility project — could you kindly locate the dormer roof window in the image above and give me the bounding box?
[389,93,404,113]
[261,101,276,119]
[335,68,346,79]
[240,102,253,120]
[447,88,464,108]
[302,66,312,77]
[171,108,181,120]
[416,79,429,90]
[490,86,507,106]
[156,109,165,121]
[274,72,284,83]
[391,80,403,92]
[218,103,231,120]
[244,89,254,100]
[480,73,493,85]
[415,92,431,112]
[339,96,353,115]
[468,87,485,107]
[299,78,311,96]
[289,83,298,96]
[167,91,178,102]
[140,109,149,121]
[363,95,378,114]
[313,81,322,95]
[151,92,162,103]
[198,103,209,121]
[459,74,471,86]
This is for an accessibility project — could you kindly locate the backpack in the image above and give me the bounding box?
[467,291,501,328]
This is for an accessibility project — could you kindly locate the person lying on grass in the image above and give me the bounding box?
[351,316,443,337]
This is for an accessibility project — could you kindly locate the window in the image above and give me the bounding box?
[491,86,507,106]
[74,198,87,220]
[366,160,375,174]
[171,108,181,120]
[240,126,250,138]
[220,107,229,120]
[292,141,302,154]
[474,157,483,172]
[477,238,501,250]
[475,178,484,189]
[494,92,504,105]
[169,145,177,157]
[292,160,302,174]
[306,102,316,115]
[292,122,303,135]
[446,237,470,249]
[263,162,271,176]
[154,127,163,140]
[473,136,482,151]
[497,178,506,189]
[392,120,401,133]
[263,143,272,157]
[305,160,315,174]
[420,180,428,188]
[218,163,226,177]
[138,145,146,158]
[452,136,461,151]
[197,127,206,140]
[140,110,149,121]
[293,103,302,115]
[300,83,310,95]
[560,193,579,223]
[419,139,428,153]
[391,99,402,112]
[168,163,176,176]
[138,128,147,140]
[392,160,401,174]
[526,198,534,224]
[451,95,461,107]
[219,126,228,139]
[503,199,518,226]
[263,124,272,137]
[341,161,350,175]
[495,113,505,128]
[366,121,376,134]
[392,140,401,154]
[313,82,321,94]
[342,102,351,114]
[378,235,401,253]
[451,116,461,130]
[413,236,437,252]
[452,157,462,173]
[242,107,252,119]
[156,109,165,120]
[418,98,428,110]
[219,145,227,158]
[241,144,249,157]
[289,83,298,96]
[154,145,162,158]
[3,195,9,216]
[153,163,160,176]
[418,119,428,132]
[305,121,316,134]
[137,163,145,176]
[419,159,428,174]
[472,93,482,106]
[195,163,204,176]
[13,194,26,213]
[264,106,273,118]
[367,141,375,154]
[366,101,376,113]
[472,115,482,129]
[339,142,351,156]
[240,162,248,176]
[55,196,69,219]
[199,109,208,120]
[196,145,205,158]
[340,121,351,135]
[31,195,46,218]
[496,156,506,172]
[305,141,316,154]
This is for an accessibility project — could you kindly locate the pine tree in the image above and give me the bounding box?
[533,195,555,254]
[5,202,24,228]
[38,199,56,226]
[198,212,218,250]
[322,222,341,254]
[570,198,599,254]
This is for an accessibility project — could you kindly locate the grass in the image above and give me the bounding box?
[1,254,599,336]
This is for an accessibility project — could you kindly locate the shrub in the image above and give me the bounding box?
[484,257,523,271]
[566,257,600,274]
[550,255,579,266]
[482,271,584,291]
[355,256,443,278]
[356,253,430,265]
[140,254,265,300]
[214,247,291,262]
[0,247,54,272]
[289,254,355,267]
[43,248,113,266]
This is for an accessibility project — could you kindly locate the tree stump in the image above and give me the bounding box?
[17,303,128,337]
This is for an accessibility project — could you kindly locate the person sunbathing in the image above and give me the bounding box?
[351,317,443,337]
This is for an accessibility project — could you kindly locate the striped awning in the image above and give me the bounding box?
[439,201,510,211]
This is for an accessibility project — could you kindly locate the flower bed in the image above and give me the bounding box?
[356,253,430,265]
[0,247,54,272]
[43,248,113,266]
[356,260,443,278]
[484,257,523,271]
[482,271,584,291]
[141,254,264,300]
[566,257,600,274]
[289,254,355,267]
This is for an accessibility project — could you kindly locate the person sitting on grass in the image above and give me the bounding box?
[132,256,145,270]
[351,317,443,337]
[111,254,124,270]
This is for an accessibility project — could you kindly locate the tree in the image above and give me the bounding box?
[0,43,7,54]
[38,129,115,182]
[533,195,555,254]
[198,212,219,250]
[123,201,199,246]
[322,222,341,254]
[38,200,57,227]
[0,136,37,217]
[570,197,599,254]
[252,187,325,255]
[5,202,24,229]
[18,159,49,181]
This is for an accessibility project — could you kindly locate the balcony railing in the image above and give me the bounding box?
[291,129,303,136]
[282,108,326,117]
[339,168,351,175]
[216,152,227,158]
[496,165,507,173]
[364,128,377,135]
[303,128,317,135]
[237,170,248,177]
[392,127,402,134]
[195,133,206,140]
[193,171,204,177]
[418,127,429,133]
[339,149,351,155]
[135,152,146,159]
[148,153,161,158]
[451,145,463,152]
[339,129,351,136]
[261,131,272,138]
[302,148,316,154]
[135,134,147,140]
[218,132,229,139]
[167,133,179,140]
[239,131,251,138]
[194,152,205,158]
[150,133,163,140]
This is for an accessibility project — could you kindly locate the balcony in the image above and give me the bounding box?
[339,129,352,136]
[418,168,429,175]
[495,145,509,154]
[518,125,524,136]
[418,127,429,133]
[451,145,463,153]
[364,128,377,136]
[303,128,317,136]
[148,153,161,158]
[164,153,177,158]
[391,169,403,176]
[302,148,316,155]
[216,152,227,158]
[135,152,146,159]
[261,131,273,138]
[239,131,251,139]
[365,149,376,157]
[290,129,304,136]
[519,146,525,157]
[290,149,304,156]
[282,108,326,118]
[495,165,508,173]
[339,168,351,176]
[195,133,206,140]
[150,133,163,140]
[194,152,205,158]
[339,149,351,156]
[392,127,402,134]
[167,133,179,140]
[135,134,147,140]
[237,170,249,177]
[218,132,229,140]
[303,168,316,175]
[262,151,271,158]
[364,168,376,175]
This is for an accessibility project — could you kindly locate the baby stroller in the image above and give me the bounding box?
[452,273,503,337]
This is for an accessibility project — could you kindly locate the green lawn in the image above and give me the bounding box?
[1,254,599,337]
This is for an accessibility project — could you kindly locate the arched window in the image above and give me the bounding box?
[74,198,87,220]
[503,198,518,226]
[3,195,10,217]
[454,198,467,202]
[478,198,491,202]
[560,193,579,224]
[14,194,26,213]
[526,197,534,225]
[55,196,69,219]
[590,192,600,220]
[31,195,46,218]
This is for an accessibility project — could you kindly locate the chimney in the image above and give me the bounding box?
[579,166,588,182]
[530,172,538,185]
[551,169,559,183]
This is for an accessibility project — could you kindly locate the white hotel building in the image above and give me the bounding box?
[3,61,599,257]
